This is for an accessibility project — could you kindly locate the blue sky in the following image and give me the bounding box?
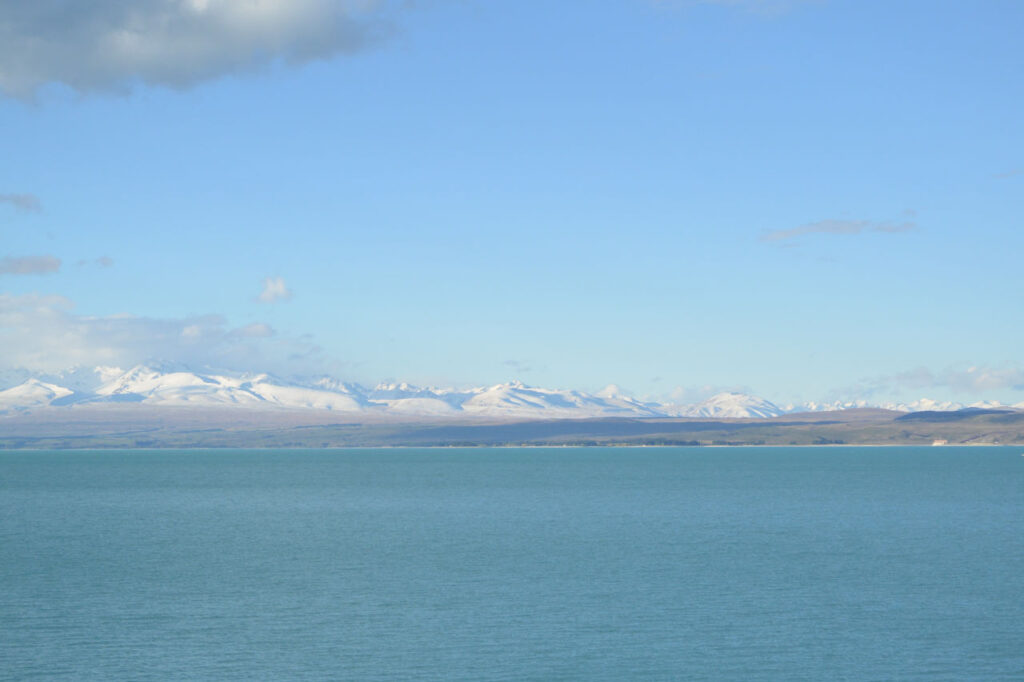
[1,0,1022,403]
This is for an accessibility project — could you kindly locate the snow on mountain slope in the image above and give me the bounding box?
[664,392,784,419]
[367,382,467,409]
[93,366,258,406]
[459,381,662,418]
[966,400,1009,410]
[246,379,364,411]
[362,381,662,418]
[312,377,369,398]
[368,382,431,400]
[96,365,219,397]
[0,379,73,412]
[460,382,580,418]
[381,397,461,415]
[787,400,871,413]
[92,365,363,410]
[879,398,964,413]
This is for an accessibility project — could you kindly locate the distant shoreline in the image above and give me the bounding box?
[3,406,1023,450]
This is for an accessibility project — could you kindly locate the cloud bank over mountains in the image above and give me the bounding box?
[0,0,396,97]
[839,365,1024,399]
[0,293,320,376]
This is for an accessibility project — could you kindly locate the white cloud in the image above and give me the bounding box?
[0,0,396,97]
[258,276,293,303]
[0,255,61,275]
[842,365,1024,399]
[230,322,275,338]
[660,384,751,404]
[0,293,319,374]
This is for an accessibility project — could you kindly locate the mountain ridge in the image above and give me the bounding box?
[2,364,1021,420]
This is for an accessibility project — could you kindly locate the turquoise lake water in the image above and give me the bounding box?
[2,446,1022,680]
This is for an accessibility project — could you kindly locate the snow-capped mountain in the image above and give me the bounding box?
[0,379,74,412]
[787,400,872,413]
[458,380,665,419]
[90,365,366,411]
[965,400,1013,410]
[661,392,785,419]
[878,398,965,413]
[365,382,466,412]
[0,367,680,418]
[1,365,1021,420]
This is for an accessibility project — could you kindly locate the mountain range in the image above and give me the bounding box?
[2,364,1021,420]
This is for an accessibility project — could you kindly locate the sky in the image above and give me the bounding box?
[0,0,1022,404]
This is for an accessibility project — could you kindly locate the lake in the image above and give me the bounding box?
[2,447,1022,680]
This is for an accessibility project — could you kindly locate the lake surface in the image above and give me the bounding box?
[2,447,1022,680]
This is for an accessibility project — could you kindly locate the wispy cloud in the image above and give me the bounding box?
[75,256,114,268]
[761,218,916,243]
[0,193,42,212]
[994,169,1022,179]
[502,359,533,373]
[0,255,61,275]
[0,0,399,98]
[915,366,1024,393]
[258,276,293,303]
